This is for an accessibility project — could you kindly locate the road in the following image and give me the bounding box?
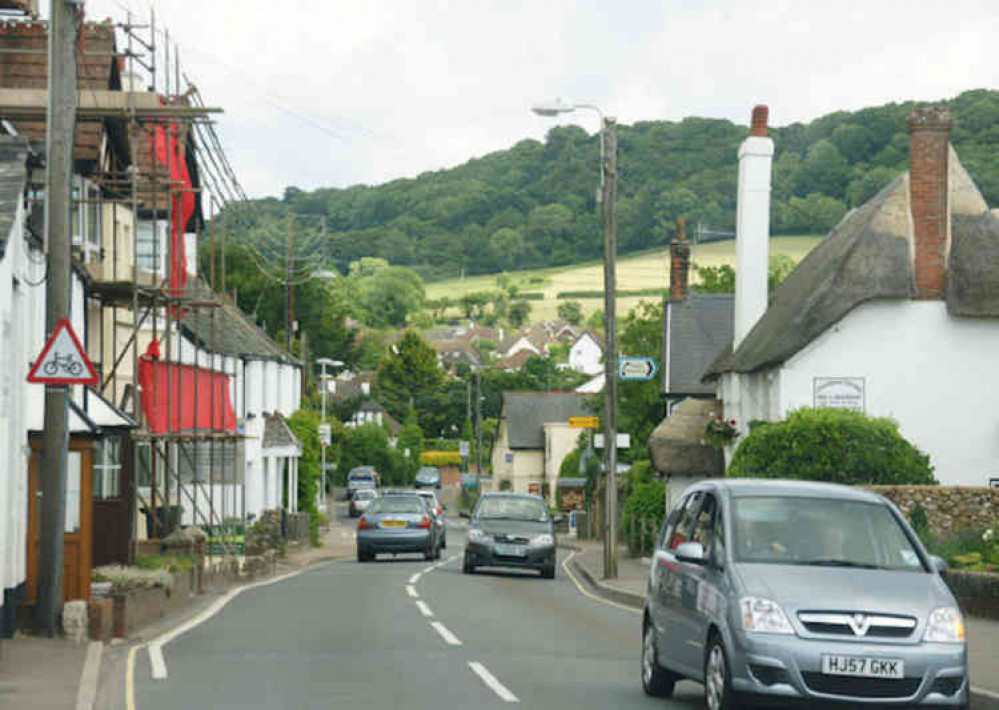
[131,500,707,709]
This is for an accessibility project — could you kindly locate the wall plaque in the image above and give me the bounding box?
[813,377,865,412]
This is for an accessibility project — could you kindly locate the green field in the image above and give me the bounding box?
[425,236,823,323]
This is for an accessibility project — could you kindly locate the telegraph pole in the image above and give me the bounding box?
[602,117,619,580]
[38,0,79,635]
[475,366,483,490]
[285,213,293,353]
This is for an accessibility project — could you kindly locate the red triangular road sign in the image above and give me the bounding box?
[26,317,99,386]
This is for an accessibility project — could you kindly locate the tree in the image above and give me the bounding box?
[285,409,324,545]
[557,300,584,325]
[508,300,532,327]
[616,301,664,460]
[692,255,798,296]
[728,408,936,485]
[374,331,446,435]
[356,266,426,328]
[397,407,425,482]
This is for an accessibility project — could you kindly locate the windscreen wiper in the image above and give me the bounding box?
[796,559,885,569]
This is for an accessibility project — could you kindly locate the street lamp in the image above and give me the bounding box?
[532,98,619,579]
[316,357,344,513]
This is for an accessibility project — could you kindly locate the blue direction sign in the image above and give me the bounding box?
[618,356,658,381]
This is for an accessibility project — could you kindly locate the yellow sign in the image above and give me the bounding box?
[569,416,600,429]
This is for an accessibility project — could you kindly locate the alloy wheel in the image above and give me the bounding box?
[642,626,655,687]
[706,643,726,710]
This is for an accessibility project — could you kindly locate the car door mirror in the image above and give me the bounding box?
[675,541,706,565]
[553,514,565,524]
[442,504,447,511]
[929,554,948,574]
[459,509,471,519]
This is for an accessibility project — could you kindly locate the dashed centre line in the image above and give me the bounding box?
[430,621,462,646]
[469,661,519,702]
[405,585,419,598]
[415,600,433,617]
[409,573,421,584]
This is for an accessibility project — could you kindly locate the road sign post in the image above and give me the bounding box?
[26,317,98,386]
[618,357,658,382]
[569,416,600,429]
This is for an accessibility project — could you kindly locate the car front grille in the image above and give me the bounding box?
[798,612,917,638]
[801,672,921,699]
[492,534,530,545]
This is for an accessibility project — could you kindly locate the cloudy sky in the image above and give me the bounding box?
[72,0,999,199]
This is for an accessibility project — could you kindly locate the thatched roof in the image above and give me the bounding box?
[648,398,725,477]
[707,148,999,378]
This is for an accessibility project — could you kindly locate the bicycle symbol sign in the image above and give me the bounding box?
[26,317,98,386]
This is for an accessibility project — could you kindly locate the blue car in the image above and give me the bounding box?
[356,494,442,562]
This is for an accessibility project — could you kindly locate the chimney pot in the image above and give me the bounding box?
[750,105,769,137]
[907,106,952,300]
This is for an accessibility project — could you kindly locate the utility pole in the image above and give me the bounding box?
[285,213,293,353]
[38,0,79,635]
[475,366,483,490]
[602,117,619,580]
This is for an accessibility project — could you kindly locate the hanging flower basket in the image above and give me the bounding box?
[703,413,739,449]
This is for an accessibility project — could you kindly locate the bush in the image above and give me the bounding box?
[518,292,545,301]
[728,408,936,485]
[133,554,198,573]
[420,450,462,466]
[622,481,666,555]
[92,565,173,593]
[498,479,513,491]
[922,526,998,572]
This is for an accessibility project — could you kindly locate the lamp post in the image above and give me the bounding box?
[316,357,343,513]
[532,99,619,579]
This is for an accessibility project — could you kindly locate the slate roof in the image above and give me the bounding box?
[492,348,535,371]
[706,148,999,378]
[180,278,300,365]
[663,294,734,395]
[262,413,301,450]
[502,392,590,449]
[329,372,374,401]
[356,399,402,435]
[0,135,28,259]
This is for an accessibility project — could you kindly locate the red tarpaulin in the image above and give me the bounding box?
[138,356,237,435]
[148,114,195,312]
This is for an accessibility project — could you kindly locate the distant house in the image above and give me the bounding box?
[489,392,589,498]
[492,348,535,372]
[497,333,541,360]
[430,339,481,370]
[567,331,603,375]
[706,105,999,487]
[328,371,401,440]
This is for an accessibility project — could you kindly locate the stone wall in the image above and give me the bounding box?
[866,486,998,535]
[944,570,999,620]
[245,509,286,557]
[287,512,311,543]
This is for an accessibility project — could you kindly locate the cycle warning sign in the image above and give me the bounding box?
[27,317,98,386]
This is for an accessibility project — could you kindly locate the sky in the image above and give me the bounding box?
[63,0,999,199]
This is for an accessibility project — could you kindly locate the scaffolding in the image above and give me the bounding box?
[0,9,250,559]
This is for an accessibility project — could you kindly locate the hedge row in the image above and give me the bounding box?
[420,451,463,466]
[516,292,545,300]
[556,288,667,299]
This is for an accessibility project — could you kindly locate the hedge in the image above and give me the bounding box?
[420,451,463,466]
[556,288,667,299]
[728,407,936,485]
[518,292,545,301]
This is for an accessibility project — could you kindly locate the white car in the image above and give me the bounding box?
[349,488,378,518]
[414,489,447,549]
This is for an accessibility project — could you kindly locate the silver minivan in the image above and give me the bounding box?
[642,479,968,708]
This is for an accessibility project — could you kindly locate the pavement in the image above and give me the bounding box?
[567,539,999,710]
[0,496,358,710]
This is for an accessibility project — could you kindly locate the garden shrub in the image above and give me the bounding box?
[728,407,936,485]
[621,480,666,555]
[420,450,462,466]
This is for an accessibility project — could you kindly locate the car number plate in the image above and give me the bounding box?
[494,543,526,556]
[380,520,405,529]
[821,655,904,679]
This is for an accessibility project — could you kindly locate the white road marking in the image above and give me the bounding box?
[561,551,642,615]
[973,686,999,701]
[430,621,462,646]
[469,661,519,702]
[406,585,419,598]
[409,573,421,584]
[416,600,434,617]
[148,566,312,680]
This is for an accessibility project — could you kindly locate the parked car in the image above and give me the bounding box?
[413,489,447,548]
[461,493,559,579]
[414,466,442,489]
[641,479,969,710]
[356,494,442,562]
[349,488,378,518]
[346,466,378,501]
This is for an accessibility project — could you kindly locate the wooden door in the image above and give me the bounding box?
[92,434,133,567]
[26,439,94,604]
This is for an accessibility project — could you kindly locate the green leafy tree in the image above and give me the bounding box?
[356,266,426,328]
[285,409,323,546]
[728,408,936,485]
[557,300,584,325]
[508,300,532,327]
[692,264,736,294]
[397,407,425,482]
[374,331,446,435]
[616,301,664,461]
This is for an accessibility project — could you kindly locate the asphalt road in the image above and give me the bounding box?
[131,502,707,709]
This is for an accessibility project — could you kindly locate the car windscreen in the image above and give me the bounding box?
[368,497,425,515]
[349,471,374,481]
[416,469,439,480]
[731,496,925,571]
[475,497,548,522]
[354,489,377,500]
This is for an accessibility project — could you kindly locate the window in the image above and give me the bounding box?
[664,491,703,552]
[93,436,123,500]
[136,221,166,272]
[65,452,81,533]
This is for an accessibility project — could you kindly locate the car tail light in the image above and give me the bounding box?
[416,516,432,529]
[358,516,372,530]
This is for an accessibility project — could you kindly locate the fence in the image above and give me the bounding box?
[624,511,663,558]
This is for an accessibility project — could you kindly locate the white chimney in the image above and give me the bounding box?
[361,382,371,396]
[734,105,774,349]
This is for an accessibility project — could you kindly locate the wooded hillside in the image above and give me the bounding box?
[220,89,999,281]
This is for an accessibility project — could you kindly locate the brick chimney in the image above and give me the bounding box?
[907,106,952,300]
[734,105,774,349]
[670,217,691,302]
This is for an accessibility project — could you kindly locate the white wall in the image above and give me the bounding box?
[724,300,999,486]
[569,335,603,375]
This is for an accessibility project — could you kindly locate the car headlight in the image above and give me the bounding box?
[531,534,554,547]
[740,597,794,635]
[467,528,489,543]
[924,607,965,643]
